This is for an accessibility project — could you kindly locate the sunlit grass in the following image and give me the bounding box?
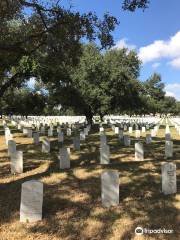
[0,120,179,240]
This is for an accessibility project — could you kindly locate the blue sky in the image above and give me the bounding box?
[59,0,180,100]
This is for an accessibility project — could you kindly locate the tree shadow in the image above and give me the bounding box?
[0,123,179,239]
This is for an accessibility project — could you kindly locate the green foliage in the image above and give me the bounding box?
[0,86,47,116]
[46,44,142,122]
[1,1,179,118]
[144,73,165,100]
[158,96,178,115]
[141,73,166,114]
[122,0,149,11]
[0,0,119,97]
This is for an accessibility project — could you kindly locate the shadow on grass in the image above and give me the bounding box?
[0,123,179,239]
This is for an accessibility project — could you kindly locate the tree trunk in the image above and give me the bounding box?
[85,107,93,126]
[99,113,104,122]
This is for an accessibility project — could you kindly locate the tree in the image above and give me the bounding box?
[122,0,149,11]
[158,96,177,116]
[0,0,118,97]
[0,86,47,116]
[0,0,150,97]
[142,73,165,115]
[46,44,142,123]
[103,48,142,115]
[144,73,165,100]
[174,101,180,115]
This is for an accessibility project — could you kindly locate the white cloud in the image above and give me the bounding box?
[165,91,176,98]
[169,57,180,69]
[152,62,161,68]
[113,38,136,50]
[138,31,180,64]
[165,83,180,100]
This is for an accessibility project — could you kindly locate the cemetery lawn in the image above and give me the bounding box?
[0,122,179,240]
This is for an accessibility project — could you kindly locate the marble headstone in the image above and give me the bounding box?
[48,128,53,137]
[59,147,70,169]
[27,129,33,138]
[124,135,131,146]
[20,180,43,222]
[58,132,64,143]
[162,162,176,195]
[67,128,71,136]
[142,127,146,133]
[146,134,152,144]
[101,170,119,207]
[73,136,80,150]
[115,127,119,134]
[42,138,50,153]
[33,132,39,145]
[129,127,133,134]
[135,130,141,139]
[165,141,173,158]
[11,151,23,174]
[100,145,110,164]
[8,140,16,156]
[100,134,107,147]
[119,130,124,140]
[165,133,171,141]
[135,142,144,161]
[80,131,86,141]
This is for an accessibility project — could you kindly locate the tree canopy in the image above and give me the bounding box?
[0,0,179,120]
[0,0,150,97]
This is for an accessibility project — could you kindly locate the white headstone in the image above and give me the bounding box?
[151,129,156,137]
[165,133,171,141]
[23,128,28,136]
[115,127,119,134]
[124,135,131,146]
[40,126,45,135]
[162,162,176,195]
[42,138,50,153]
[80,131,86,141]
[123,125,127,131]
[59,147,70,169]
[48,128,53,137]
[11,151,23,174]
[146,134,152,144]
[100,145,110,164]
[129,127,133,134]
[67,128,71,136]
[142,126,146,133]
[100,134,107,147]
[101,170,119,207]
[165,141,173,158]
[119,130,124,140]
[135,142,144,161]
[20,180,43,222]
[57,126,61,133]
[73,136,80,150]
[33,132,39,145]
[58,132,64,143]
[27,129,33,138]
[135,130,141,139]
[99,127,104,134]
[8,140,16,156]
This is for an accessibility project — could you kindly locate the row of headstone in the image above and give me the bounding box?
[19,161,176,223]
[102,162,177,207]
